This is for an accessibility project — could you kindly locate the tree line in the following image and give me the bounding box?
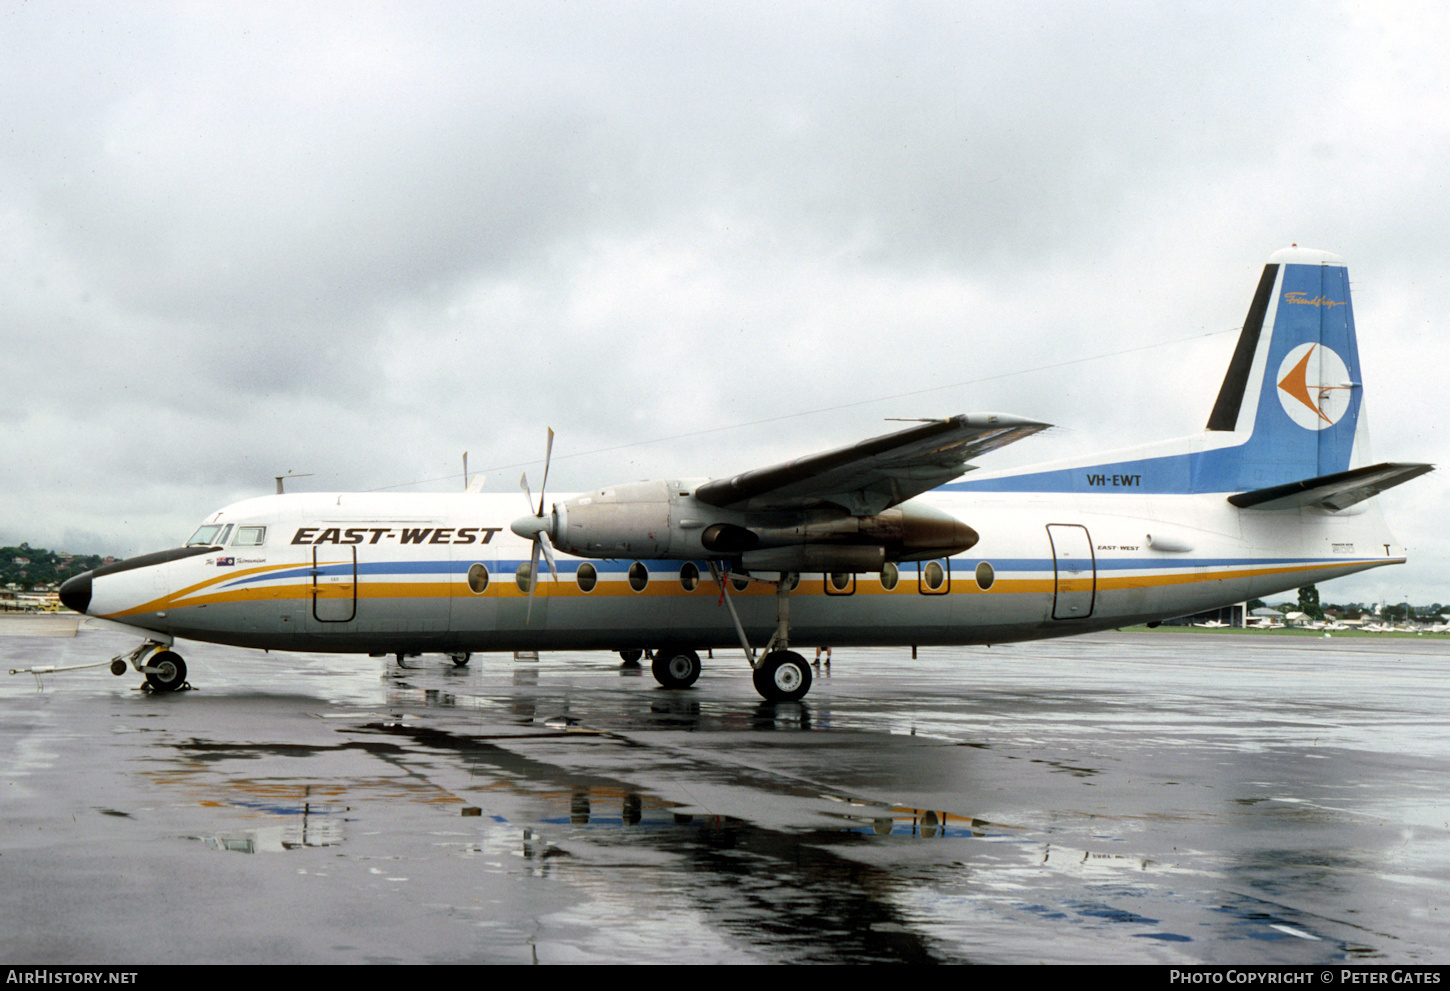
[1250,586,1443,622]
[2,543,113,591]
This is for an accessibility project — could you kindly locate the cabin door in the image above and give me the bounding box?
[1047,524,1095,620]
[310,545,357,623]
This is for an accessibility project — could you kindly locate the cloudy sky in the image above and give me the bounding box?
[2,1,1446,604]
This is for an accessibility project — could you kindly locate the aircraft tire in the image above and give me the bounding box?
[651,647,701,689]
[752,650,811,702]
[619,649,642,664]
[145,650,188,693]
[449,652,472,667]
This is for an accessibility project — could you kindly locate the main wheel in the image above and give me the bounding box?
[752,650,811,702]
[145,650,188,693]
[651,647,702,689]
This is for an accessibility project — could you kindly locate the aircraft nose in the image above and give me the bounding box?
[59,572,92,614]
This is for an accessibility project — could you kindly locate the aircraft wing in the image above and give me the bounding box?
[692,413,1049,516]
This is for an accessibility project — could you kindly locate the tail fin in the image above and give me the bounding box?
[945,247,1410,497]
[1200,247,1365,491]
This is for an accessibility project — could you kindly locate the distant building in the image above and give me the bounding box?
[1164,602,1247,628]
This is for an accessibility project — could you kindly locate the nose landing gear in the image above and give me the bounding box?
[113,640,190,693]
[142,649,189,693]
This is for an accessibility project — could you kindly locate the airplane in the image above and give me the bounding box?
[52,247,1432,702]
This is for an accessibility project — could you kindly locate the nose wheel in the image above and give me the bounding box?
[143,650,188,693]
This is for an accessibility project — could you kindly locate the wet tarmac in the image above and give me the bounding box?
[2,617,1449,964]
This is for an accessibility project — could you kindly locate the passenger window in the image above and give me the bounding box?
[975,561,995,591]
[577,562,598,593]
[679,562,699,591]
[233,526,267,547]
[880,562,900,591]
[628,561,649,592]
[919,559,949,594]
[923,561,945,590]
[468,563,489,594]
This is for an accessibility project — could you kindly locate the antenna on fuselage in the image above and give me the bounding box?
[275,472,314,494]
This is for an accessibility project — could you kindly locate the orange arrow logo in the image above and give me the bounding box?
[1277,345,1333,424]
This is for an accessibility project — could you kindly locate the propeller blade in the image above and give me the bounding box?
[525,541,541,622]
[538,529,559,581]
[521,428,557,624]
[537,427,554,517]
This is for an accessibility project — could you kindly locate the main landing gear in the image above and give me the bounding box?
[751,650,811,703]
[642,566,814,703]
[716,567,813,702]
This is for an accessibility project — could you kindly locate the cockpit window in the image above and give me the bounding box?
[186,525,225,547]
[233,526,266,547]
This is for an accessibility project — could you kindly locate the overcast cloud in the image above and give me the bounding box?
[2,1,1446,604]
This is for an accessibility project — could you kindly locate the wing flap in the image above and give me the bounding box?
[694,413,1049,515]
[1228,461,1433,511]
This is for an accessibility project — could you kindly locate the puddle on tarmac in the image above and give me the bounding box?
[193,812,345,853]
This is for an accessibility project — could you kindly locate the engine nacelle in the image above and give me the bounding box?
[547,480,680,559]
[530,479,978,571]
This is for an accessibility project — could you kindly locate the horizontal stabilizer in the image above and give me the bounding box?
[1228,462,1433,511]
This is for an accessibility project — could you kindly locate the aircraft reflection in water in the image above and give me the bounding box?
[56,248,1431,702]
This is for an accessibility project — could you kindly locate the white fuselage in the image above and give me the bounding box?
[59,248,1426,704]
[81,488,1402,655]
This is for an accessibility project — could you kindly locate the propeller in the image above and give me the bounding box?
[510,428,558,620]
